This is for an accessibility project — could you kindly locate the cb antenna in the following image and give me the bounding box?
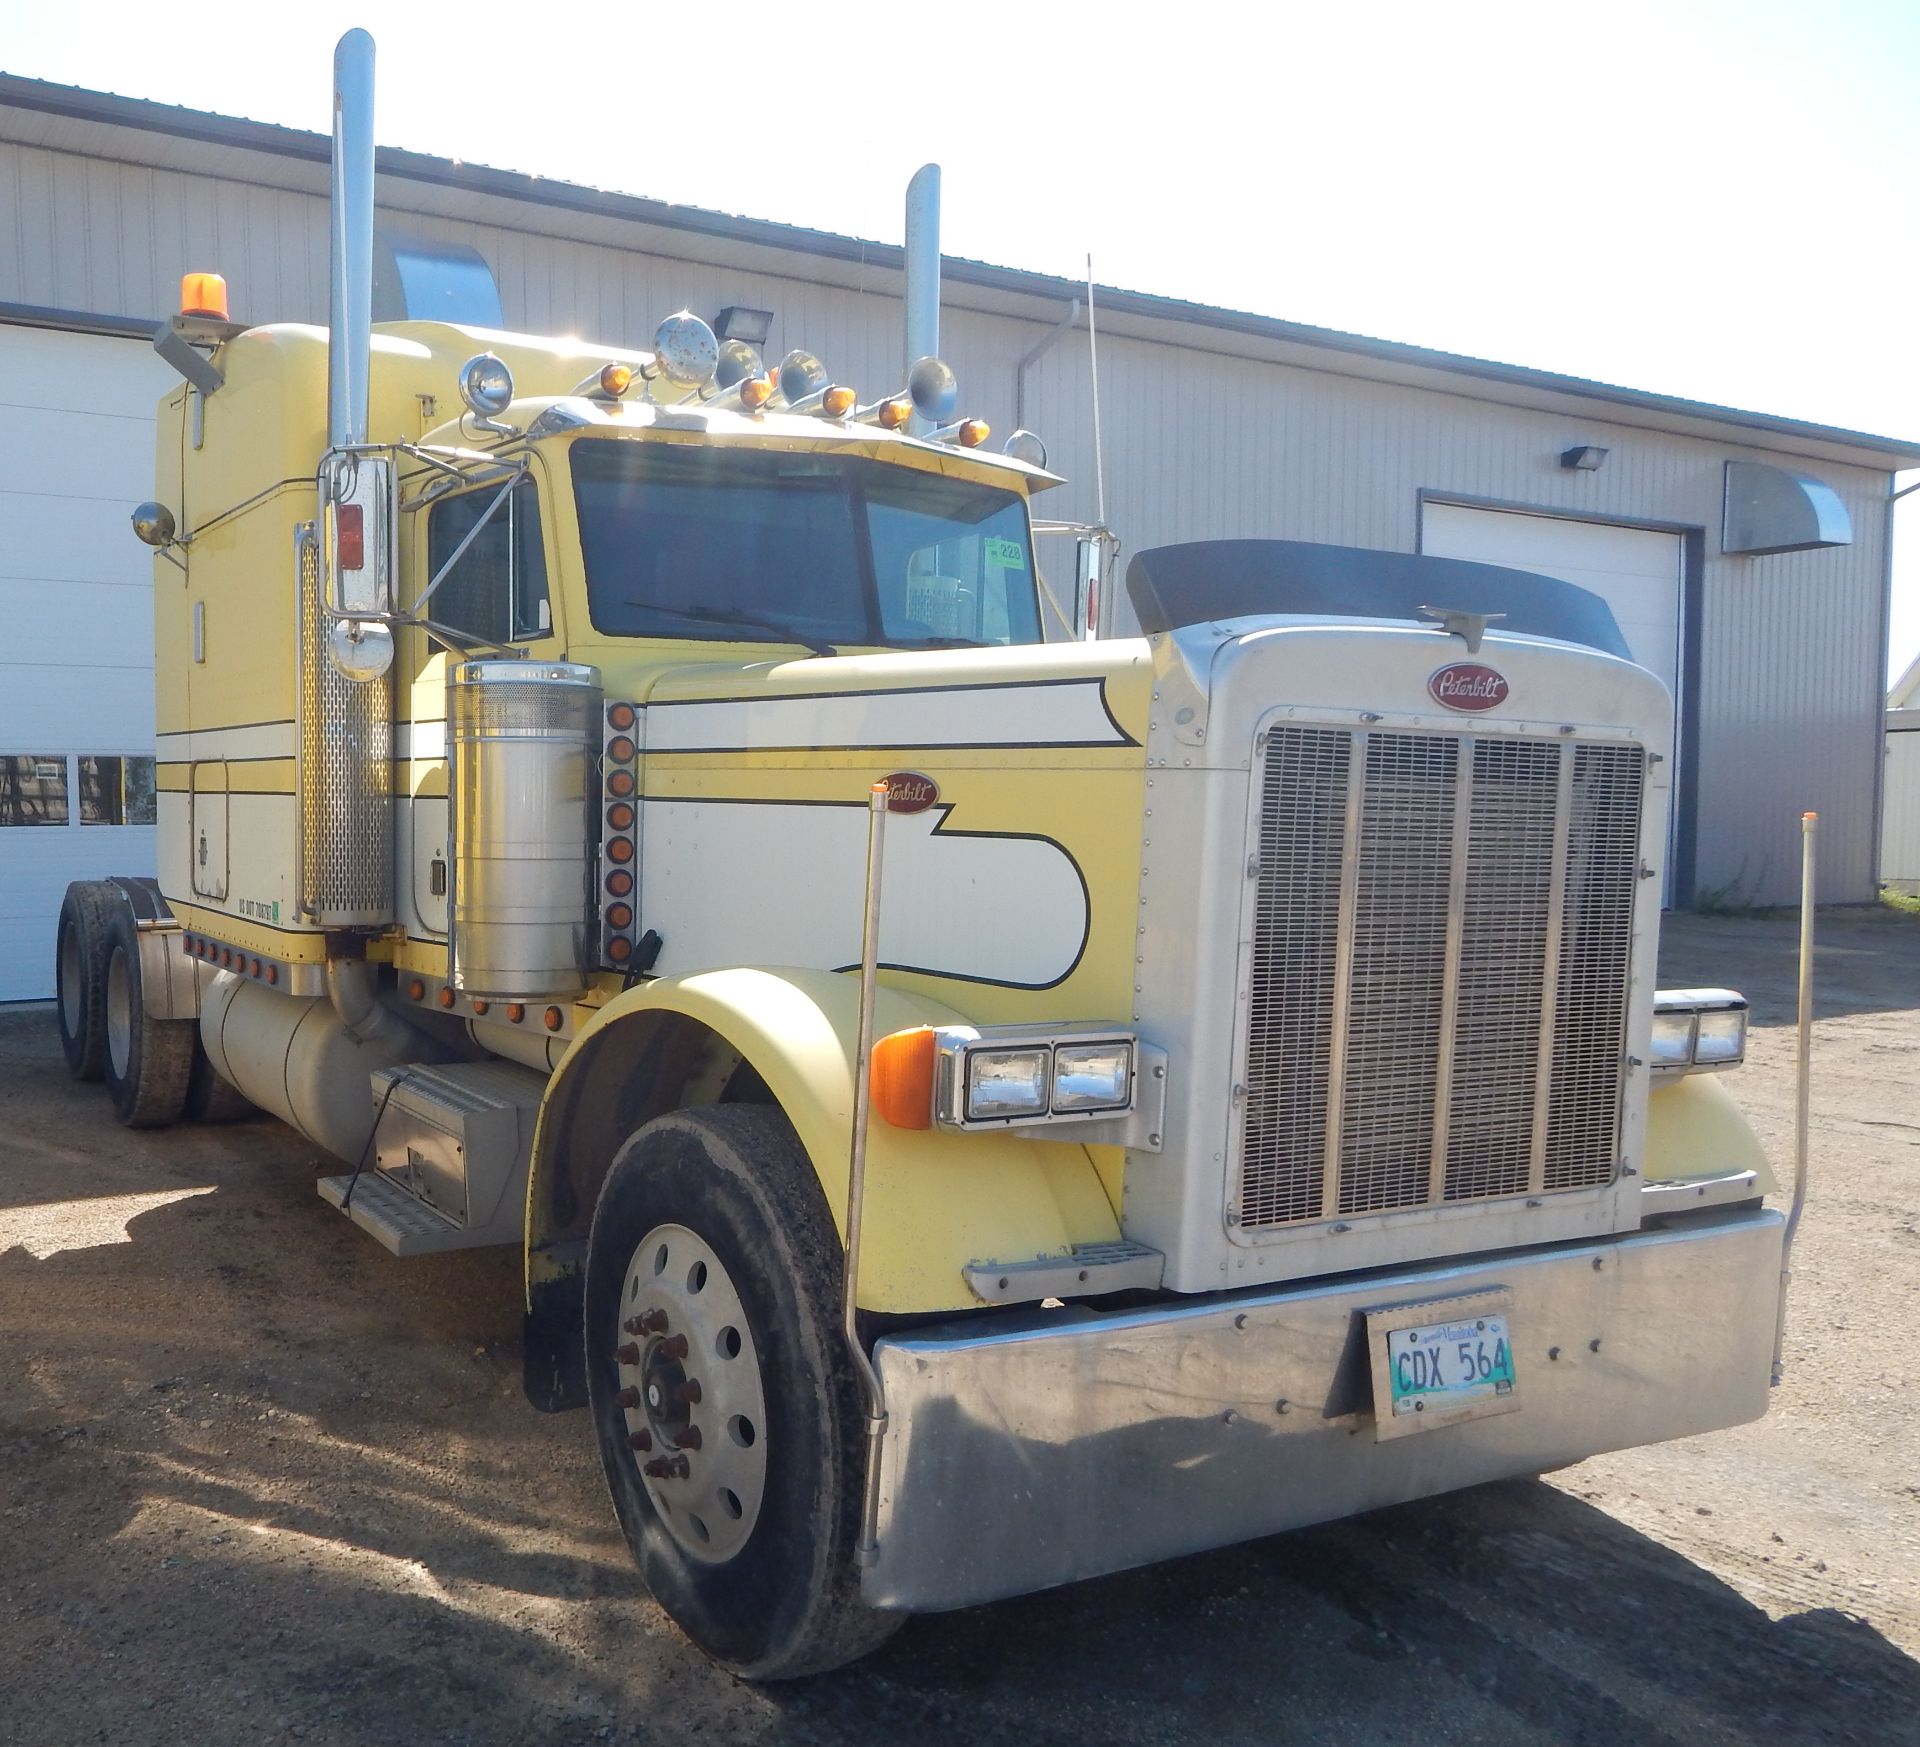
[1086,253,1107,528]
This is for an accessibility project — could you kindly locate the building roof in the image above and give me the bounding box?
[4,70,1918,474]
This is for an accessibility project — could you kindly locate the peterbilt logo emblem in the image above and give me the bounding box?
[881,771,939,813]
[1428,663,1510,712]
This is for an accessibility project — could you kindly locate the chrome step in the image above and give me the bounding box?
[964,1240,1166,1305]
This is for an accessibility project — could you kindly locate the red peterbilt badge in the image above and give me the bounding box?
[881,771,939,813]
[1427,662,1510,712]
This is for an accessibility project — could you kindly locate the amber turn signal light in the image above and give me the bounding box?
[179,271,229,321]
[870,1027,936,1129]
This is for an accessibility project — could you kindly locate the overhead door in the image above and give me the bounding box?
[0,324,175,1001]
[1421,501,1685,894]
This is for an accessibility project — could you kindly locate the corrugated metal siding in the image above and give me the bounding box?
[0,136,1891,906]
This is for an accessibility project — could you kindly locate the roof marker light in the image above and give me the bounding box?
[957,418,991,449]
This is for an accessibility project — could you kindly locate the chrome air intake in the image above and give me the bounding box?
[448,661,602,997]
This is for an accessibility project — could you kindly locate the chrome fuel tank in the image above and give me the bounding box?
[448,660,601,997]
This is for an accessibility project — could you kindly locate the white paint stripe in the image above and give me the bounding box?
[648,681,1127,753]
[154,722,296,763]
[394,719,446,762]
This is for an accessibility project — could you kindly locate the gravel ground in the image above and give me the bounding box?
[2,910,1918,1746]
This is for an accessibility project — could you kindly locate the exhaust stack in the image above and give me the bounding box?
[329,29,376,451]
[903,164,941,434]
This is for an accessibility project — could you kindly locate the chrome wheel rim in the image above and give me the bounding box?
[615,1222,768,1564]
[105,948,132,1080]
[59,923,82,1035]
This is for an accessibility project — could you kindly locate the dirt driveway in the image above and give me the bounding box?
[3,911,1918,1746]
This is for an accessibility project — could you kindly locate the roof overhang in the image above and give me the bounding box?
[4,72,1917,475]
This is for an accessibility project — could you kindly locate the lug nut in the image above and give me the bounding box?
[657,1334,689,1361]
[643,1455,690,1480]
[614,1387,641,1411]
[626,1429,653,1452]
[615,1342,640,1367]
[671,1380,702,1405]
[623,1316,645,1335]
[639,1309,669,1334]
[673,1426,703,1451]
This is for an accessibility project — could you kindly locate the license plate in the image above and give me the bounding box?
[1386,1313,1516,1423]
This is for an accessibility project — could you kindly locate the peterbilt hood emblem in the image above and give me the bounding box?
[880,771,939,813]
[1428,663,1510,712]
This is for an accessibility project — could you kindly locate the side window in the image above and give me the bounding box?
[0,755,69,825]
[425,480,551,645]
[78,756,157,825]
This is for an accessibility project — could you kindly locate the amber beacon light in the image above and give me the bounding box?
[179,271,229,320]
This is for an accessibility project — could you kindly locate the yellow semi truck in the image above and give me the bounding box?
[54,30,1792,1677]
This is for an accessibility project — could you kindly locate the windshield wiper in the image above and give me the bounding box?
[622,601,838,657]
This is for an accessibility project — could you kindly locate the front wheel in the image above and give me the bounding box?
[584,1105,903,1679]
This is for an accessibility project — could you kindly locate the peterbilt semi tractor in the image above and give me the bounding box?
[51,29,1792,1678]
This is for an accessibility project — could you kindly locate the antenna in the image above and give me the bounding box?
[1085,253,1106,528]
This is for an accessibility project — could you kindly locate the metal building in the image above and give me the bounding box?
[1,74,1914,997]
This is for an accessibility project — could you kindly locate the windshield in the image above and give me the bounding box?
[571,440,1043,651]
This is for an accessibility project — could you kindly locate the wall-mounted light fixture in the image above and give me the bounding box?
[1561,444,1609,471]
[715,306,773,346]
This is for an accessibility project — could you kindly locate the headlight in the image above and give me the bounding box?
[965,1048,1051,1121]
[901,1025,1140,1130]
[1052,1041,1133,1112]
[1651,990,1748,1073]
[1693,1007,1748,1064]
[1650,1010,1697,1067]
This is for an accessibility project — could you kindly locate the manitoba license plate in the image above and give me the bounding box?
[1385,1312,1517,1425]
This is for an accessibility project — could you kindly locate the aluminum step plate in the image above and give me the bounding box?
[317,1170,509,1257]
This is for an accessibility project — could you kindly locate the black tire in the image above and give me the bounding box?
[184,1040,256,1124]
[101,906,195,1129]
[54,882,115,1080]
[585,1105,903,1679]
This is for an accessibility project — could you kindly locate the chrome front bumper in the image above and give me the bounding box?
[862,1206,1783,1612]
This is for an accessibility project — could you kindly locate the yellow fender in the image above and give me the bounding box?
[528,966,1122,1318]
[1643,1072,1777,1193]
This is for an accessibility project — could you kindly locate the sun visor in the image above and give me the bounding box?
[1124,538,1631,658]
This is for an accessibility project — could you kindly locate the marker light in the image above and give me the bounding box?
[822,385,857,419]
[739,375,776,410]
[179,272,229,321]
[877,398,912,431]
[957,418,991,449]
[335,503,366,570]
[598,363,634,398]
[871,1027,936,1129]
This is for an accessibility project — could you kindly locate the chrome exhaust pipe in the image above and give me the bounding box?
[329,28,376,451]
[903,164,940,434]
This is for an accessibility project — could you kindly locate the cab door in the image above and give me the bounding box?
[397,470,559,944]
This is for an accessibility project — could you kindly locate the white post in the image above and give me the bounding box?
[904,165,941,436]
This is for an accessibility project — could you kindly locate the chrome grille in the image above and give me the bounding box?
[1238,725,1644,1229]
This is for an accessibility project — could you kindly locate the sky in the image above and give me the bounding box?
[5,0,1919,670]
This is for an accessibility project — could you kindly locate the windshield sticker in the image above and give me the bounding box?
[983,537,1025,570]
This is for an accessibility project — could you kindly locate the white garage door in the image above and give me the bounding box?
[0,324,175,1002]
[1421,501,1685,893]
